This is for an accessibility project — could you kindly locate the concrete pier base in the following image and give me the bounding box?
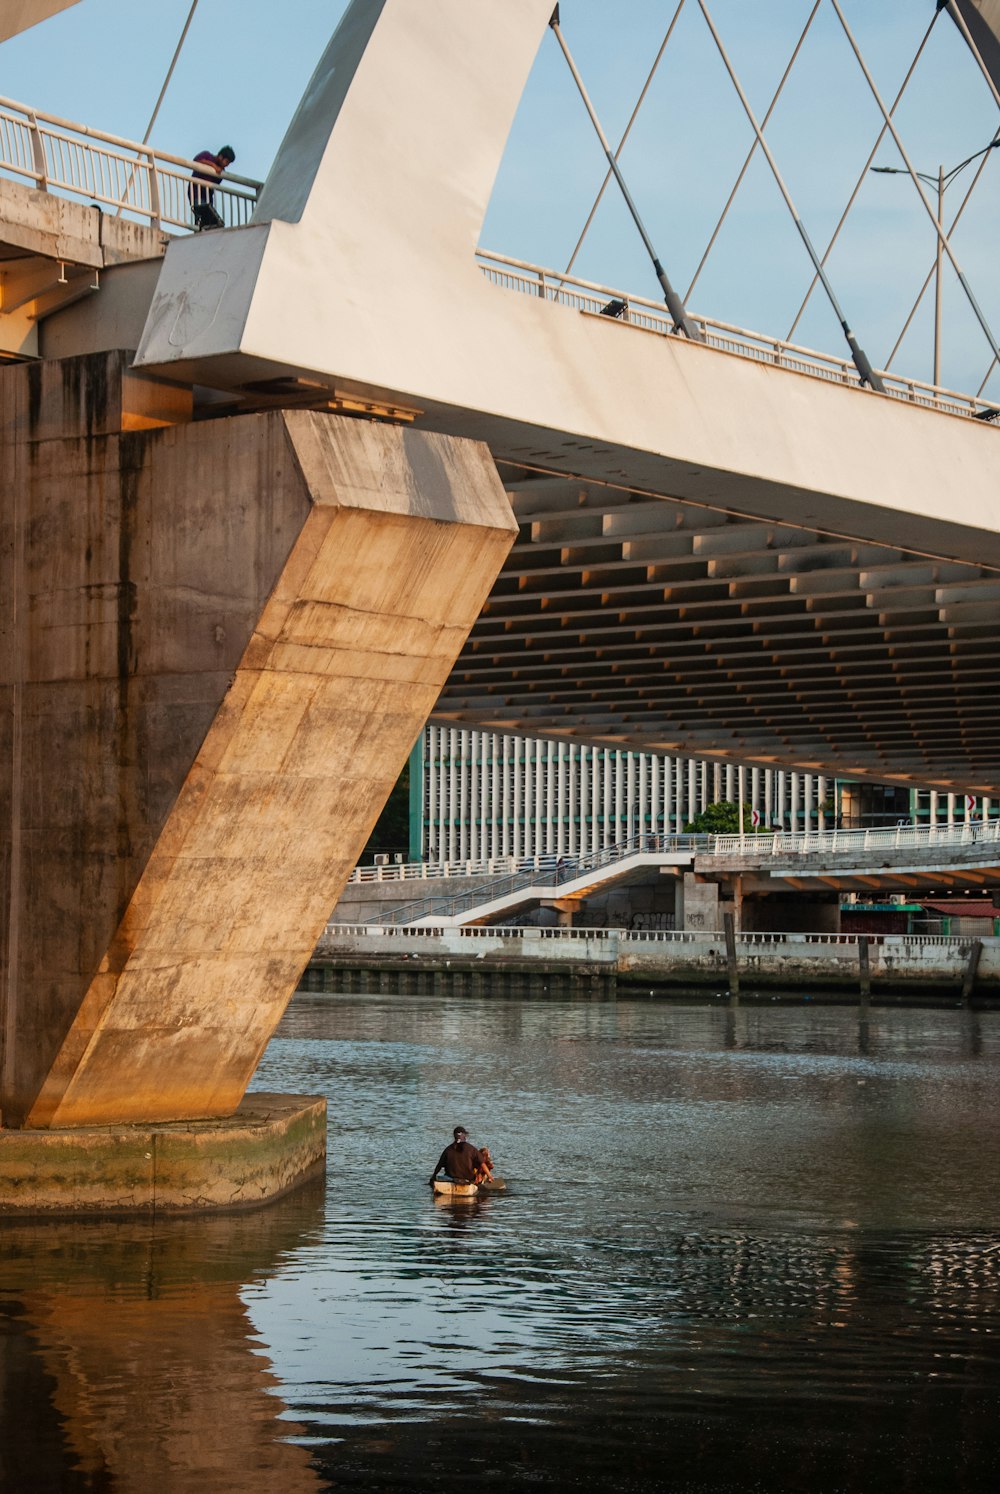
[0,1092,326,1215]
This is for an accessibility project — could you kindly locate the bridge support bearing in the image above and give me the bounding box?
[0,1092,326,1215]
[2,350,516,1142]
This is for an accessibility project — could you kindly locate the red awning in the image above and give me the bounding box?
[919,900,996,918]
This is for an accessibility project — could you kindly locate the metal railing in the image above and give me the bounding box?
[476,249,1000,422]
[349,819,1000,927]
[351,818,1000,887]
[345,818,998,920]
[0,94,261,232]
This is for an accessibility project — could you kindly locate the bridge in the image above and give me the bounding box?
[127,0,1000,793]
[334,820,1000,929]
[2,0,999,1209]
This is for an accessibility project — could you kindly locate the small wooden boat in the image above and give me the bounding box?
[431,1177,507,1198]
[432,1179,479,1198]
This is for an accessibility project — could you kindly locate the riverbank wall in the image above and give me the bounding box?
[306,926,1000,1004]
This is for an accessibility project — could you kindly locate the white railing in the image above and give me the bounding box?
[349,820,1000,928]
[321,924,996,952]
[351,818,1000,885]
[476,249,1000,423]
[0,94,261,232]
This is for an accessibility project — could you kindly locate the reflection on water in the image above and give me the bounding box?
[3,996,1000,1491]
[0,1191,327,1494]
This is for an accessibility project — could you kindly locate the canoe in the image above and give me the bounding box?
[431,1177,507,1198]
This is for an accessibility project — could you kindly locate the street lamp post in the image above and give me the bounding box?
[934,164,944,387]
[871,139,998,387]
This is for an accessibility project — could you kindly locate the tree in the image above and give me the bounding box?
[683,800,755,834]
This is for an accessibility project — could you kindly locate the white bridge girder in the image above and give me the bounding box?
[130,0,1000,792]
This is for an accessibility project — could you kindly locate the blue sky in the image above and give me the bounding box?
[2,0,998,395]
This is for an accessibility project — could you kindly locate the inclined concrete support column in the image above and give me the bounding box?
[1,351,516,1131]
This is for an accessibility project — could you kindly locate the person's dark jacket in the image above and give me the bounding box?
[189,150,225,207]
[432,1139,481,1182]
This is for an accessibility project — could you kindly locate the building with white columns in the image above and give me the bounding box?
[412,727,990,865]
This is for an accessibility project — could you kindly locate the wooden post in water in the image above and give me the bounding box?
[724,913,740,998]
[858,936,871,1002]
[961,940,983,1005]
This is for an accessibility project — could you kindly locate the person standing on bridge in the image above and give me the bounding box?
[429,1126,483,1185]
[188,144,236,230]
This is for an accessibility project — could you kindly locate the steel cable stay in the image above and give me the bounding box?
[695,0,883,391]
[563,0,687,279]
[786,5,941,345]
[684,0,821,306]
[968,351,992,397]
[548,5,702,340]
[830,0,1000,375]
[114,0,200,217]
[541,3,993,399]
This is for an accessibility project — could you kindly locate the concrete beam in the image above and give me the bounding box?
[0,178,167,270]
[1,352,516,1129]
[0,177,168,357]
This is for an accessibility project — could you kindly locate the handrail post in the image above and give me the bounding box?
[27,110,48,190]
[146,148,161,230]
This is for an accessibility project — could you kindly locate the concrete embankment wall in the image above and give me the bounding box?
[307,929,1000,1002]
[329,875,496,926]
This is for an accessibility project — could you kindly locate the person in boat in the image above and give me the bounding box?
[429,1126,483,1186]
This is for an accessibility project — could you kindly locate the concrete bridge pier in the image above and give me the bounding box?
[1,349,516,1212]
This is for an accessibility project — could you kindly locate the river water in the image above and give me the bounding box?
[2,994,1000,1492]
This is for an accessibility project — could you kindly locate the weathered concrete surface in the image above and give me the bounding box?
[1,351,516,1130]
[0,1093,326,1213]
[0,179,168,270]
[0,177,168,357]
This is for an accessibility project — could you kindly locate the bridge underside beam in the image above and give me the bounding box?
[1,351,515,1128]
[432,466,1000,794]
